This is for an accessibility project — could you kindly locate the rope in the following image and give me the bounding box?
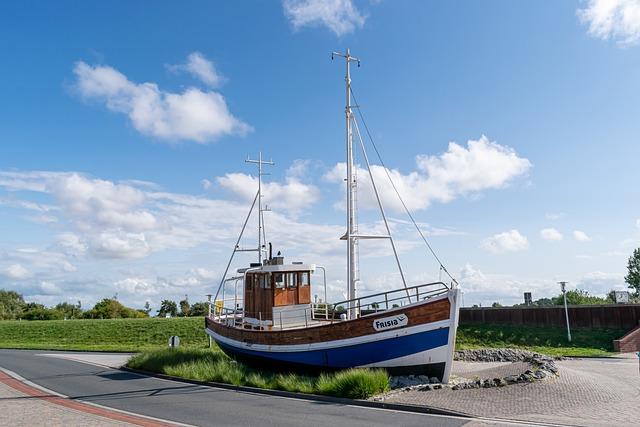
[349,87,458,286]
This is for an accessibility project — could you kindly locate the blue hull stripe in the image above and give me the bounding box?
[215,327,450,368]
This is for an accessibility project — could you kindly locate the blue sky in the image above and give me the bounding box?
[1,0,639,310]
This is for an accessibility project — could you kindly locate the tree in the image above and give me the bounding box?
[142,301,151,315]
[54,301,82,319]
[491,302,502,308]
[84,298,146,319]
[179,298,191,317]
[625,248,640,297]
[190,302,209,316]
[21,303,64,321]
[157,300,178,318]
[0,290,25,320]
[552,289,607,305]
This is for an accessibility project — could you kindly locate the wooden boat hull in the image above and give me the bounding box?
[205,289,460,381]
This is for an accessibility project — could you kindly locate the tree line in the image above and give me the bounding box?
[0,290,209,321]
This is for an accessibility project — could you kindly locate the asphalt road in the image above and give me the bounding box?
[0,349,483,427]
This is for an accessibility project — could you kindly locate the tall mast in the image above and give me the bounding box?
[246,152,274,264]
[333,49,360,319]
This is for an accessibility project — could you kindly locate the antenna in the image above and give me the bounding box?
[246,152,274,264]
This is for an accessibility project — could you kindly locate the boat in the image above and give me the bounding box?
[205,49,460,382]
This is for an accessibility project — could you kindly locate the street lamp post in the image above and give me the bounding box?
[558,281,572,342]
[206,294,213,348]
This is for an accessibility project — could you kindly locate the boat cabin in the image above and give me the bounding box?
[239,255,313,329]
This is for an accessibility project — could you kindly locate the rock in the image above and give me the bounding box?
[504,374,519,384]
[417,384,432,391]
[534,370,546,379]
[416,375,429,384]
[429,377,440,384]
[433,384,442,390]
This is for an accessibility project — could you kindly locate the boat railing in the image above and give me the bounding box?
[210,281,450,329]
[327,281,450,320]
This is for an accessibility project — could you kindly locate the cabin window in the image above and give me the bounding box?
[274,273,285,289]
[259,274,269,289]
[300,272,310,286]
[287,272,298,288]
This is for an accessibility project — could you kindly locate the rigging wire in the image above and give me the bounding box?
[349,87,458,286]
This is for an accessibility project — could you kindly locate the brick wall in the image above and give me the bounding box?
[613,325,640,352]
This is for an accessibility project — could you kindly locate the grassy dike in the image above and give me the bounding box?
[0,317,208,351]
[0,317,625,356]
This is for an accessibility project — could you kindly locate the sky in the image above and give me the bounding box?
[1,0,639,311]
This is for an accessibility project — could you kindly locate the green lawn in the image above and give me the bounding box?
[0,317,626,357]
[456,323,626,357]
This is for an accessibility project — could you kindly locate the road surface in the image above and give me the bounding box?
[0,349,519,427]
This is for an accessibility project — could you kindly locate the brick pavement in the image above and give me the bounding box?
[379,354,640,426]
[0,380,134,427]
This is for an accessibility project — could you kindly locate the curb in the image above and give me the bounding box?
[120,366,472,419]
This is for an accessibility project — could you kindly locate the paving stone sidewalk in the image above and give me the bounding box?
[0,380,134,427]
[380,353,640,426]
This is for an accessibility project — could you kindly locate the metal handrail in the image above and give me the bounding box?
[210,281,450,328]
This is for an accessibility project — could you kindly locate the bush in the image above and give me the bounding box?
[317,368,389,399]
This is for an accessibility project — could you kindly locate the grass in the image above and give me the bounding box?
[0,317,626,357]
[456,324,627,357]
[127,348,389,399]
[0,317,208,351]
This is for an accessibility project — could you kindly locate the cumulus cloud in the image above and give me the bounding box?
[540,227,563,241]
[4,264,31,280]
[578,0,640,46]
[283,0,365,36]
[573,230,592,242]
[168,52,224,87]
[72,61,250,143]
[217,161,321,214]
[459,264,554,306]
[481,229,529,254]
[326,136,531,213]
[576,271,626,295]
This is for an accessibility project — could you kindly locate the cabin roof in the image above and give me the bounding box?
[237,263,315,274]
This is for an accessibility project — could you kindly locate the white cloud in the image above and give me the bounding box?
[283,0,365,36]
[201,179,212,190]
[481,229,529,254]
[91,231,151,259]
[168,52,224,87]
[114,277,159,296]
[217,163,321,214]
[636,218,640,228]
[459,264,554,306]
[578,0,640,46]
[73,61,250,143]
[4,264,31,280]
[39,281,62,295]
[324,136,531,213]
[573,230,592,242]
[540,227,563,241]
[576,271,626,295]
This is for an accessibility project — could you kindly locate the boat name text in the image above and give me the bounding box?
[373,314,408,331]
